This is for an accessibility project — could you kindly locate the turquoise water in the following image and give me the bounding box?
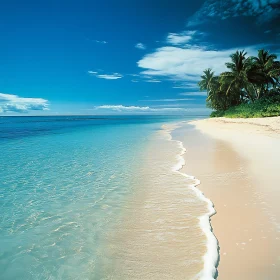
[0,115,203,279]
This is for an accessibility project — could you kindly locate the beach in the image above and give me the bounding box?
[2,115,211,279]
[173,117,280,279]
[1,116,280,279]
[103,116,280,279]
[106,124,214,280]
[2,0,280,278]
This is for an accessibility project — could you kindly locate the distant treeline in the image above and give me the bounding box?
[198,49,280,117]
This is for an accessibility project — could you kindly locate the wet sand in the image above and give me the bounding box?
[107,125,214,280]
[176,117,280,279]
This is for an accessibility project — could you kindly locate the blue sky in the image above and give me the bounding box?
[0,0,280,115]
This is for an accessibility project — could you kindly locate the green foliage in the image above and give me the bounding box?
[198,48,280,117]
[210,93,280,118]
[210,110,225,118]
[198,68,215,92]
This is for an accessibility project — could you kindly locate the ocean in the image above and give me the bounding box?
[0,115,215,280]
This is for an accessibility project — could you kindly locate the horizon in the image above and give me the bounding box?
[0,0,280,116]
[0,113,210,117]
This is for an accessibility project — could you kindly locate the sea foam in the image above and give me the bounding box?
[162,122,219,280]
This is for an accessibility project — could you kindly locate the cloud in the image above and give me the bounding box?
[180,92,207,96]
[94,104,189,112]
[95,40,107,44]
[95,105,150,111]
[138,44,263,82]
[135,43,146,50]
[0,93,49,113]
[88,71,123,80]
[166,31,196,45]
[97,74,123,80]
[92,104,212,115]
[187,0,280,26]
[173,82,199,89]
[145,79,161,83]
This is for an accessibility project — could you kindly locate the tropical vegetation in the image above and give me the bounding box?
[198,49,280,118]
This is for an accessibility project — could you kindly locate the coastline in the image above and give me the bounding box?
[107,122,216,279]
[100,116,280,279]
[175,117,280,279]
[168,125,218,280]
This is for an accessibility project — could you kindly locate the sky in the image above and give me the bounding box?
[0,0,280,115]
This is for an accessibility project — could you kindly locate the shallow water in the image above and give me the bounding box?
[0,116,209,279]
[107,123,217,279]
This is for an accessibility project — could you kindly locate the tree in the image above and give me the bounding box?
[250,49,280,96]
[198,68,215,93]
[198,69,240,111]
[220,50,256,102]
[198,49,280,114]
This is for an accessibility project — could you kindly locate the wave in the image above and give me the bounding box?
[162,122,219,280]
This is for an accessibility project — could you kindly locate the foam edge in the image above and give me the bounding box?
[163,123,219,280]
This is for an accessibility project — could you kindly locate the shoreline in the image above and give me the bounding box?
[178,116,280,279]
[167,124,219,280]
[103,116,280,279]
[108,122,215,279]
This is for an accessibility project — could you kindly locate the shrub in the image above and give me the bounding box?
[210,111,225,118]
[210,94,280,118]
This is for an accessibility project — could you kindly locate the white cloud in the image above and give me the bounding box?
[166,31,196,45]
[135,43,146,50]
[95,40,107,44]
[0,93,49,113]
[96,105,150,111]
[173,82,199,89]
[94,104,189,113]
[97,74,123,80]
[180,92,207,96]
[187,0,280,26]
[88,71,123,80]
[138,44,264,82]
[145,79,161,83]
[91,104,212,115]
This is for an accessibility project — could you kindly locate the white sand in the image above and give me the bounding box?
[187,117,280,279]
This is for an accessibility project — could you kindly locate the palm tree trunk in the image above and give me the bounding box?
[244,86,255,103]
[251,84,259,99]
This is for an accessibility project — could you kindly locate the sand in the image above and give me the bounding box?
[175,117,280,279]
[105,117,280,279]
[106,125,213,279]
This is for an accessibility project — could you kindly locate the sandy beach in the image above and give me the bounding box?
[107,125,212,280]
[174,117,280,279]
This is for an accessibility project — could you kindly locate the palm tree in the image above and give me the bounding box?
[198,48,280,113]
[220,50,256,102]
[198,68,215,94]
[251,49,280,95]
[198,69,238,111]
[272,61,280,87]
